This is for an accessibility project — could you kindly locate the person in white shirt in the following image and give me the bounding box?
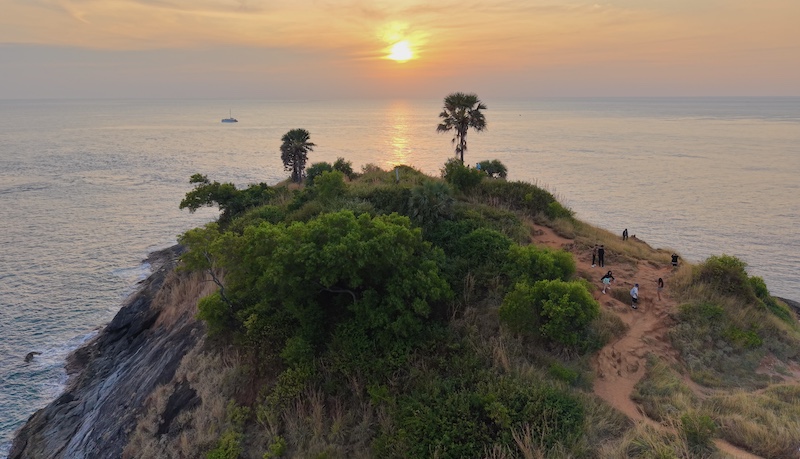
[630,284,639,309]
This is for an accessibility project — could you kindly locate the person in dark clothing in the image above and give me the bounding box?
[622,228,628,241]
[657,277,664,301]
[592,244,598,267]
[598,245,605,267]
[601,271,614,294]
[671,253,679,267]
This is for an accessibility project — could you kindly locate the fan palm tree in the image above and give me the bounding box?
[280,128,316,183]
[436,92,487,163]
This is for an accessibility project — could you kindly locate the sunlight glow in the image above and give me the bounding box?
[388,41,414,62]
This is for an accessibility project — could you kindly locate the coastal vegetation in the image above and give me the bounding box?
[166,157,800,458]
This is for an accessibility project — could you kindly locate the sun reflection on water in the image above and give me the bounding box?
[386,100,411,168]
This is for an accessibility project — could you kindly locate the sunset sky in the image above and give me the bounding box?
[2,0,799,99]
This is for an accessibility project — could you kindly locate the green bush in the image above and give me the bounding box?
[549,362,581,386]
[680,412,716,453]
[263,436,287,458]
[499,280,599,348]
[750,276,794,323]
[471,180,573,219]
[313,170,347,202]
[355,185,411,215]
[476,159,508,178]
[188,211,453,361]
[305,162,334,186]
[333,157,355,179]
[441,158,484,192]
[408,180,455,226]
[375,374,584,459]
[722,326,763,349]
[695,255,754,299]
[207,429,243,459]
[505,244,575,284]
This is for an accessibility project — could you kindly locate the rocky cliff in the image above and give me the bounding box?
[9,246,205,459]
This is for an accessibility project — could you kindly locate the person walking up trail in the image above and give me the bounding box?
[601,271,614,294]
[657,278,664,301]
[598,245,606,267]
[630,283,639,309]
[592,244,598,268]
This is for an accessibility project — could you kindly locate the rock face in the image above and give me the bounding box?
[9,246,203,459]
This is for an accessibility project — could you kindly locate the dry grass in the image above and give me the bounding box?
[153,269,219,328]
[123,342,243,459]
[594,421,732,459]
[571,220,675,267]
[703,385,800,459]
[632,356,697,423]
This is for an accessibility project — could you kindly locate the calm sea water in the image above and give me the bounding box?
[1,97,798,455]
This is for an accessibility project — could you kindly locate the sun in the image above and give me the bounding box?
[388,41,414,62]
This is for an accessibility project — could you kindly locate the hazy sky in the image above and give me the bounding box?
[2,0,799,99]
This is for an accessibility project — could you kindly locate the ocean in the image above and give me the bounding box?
[1,97,798,455]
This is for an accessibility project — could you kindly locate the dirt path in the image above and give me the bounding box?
[529,224,767,459]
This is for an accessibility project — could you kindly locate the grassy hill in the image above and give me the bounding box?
[127,160,800,459]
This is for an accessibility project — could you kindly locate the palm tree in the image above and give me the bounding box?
[280,128,316,183]
[436,92,487,163]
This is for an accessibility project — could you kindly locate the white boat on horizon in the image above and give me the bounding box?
[221,110,238,123]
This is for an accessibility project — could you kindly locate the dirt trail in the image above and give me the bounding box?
[531,225,678,415]
[529,225,767,459]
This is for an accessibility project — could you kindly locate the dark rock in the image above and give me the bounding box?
[9,245,204,459]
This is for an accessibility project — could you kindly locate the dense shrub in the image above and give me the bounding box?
[355,185,412,215]
[333,157,355,179]
[408,180,455,226]
[499,279,599,348]
[185,211,453,362]
[505,244,575,284]
[313,170,347,202]
[375,374,584,458]
[477,159,508,178]
[694,255,754,299]
[472,180,573,219]
[442,158,484,192]
[454,228,514,275]
[305,161,334,186]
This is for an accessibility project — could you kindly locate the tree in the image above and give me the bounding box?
[280,128,316,183]
[436,92,487,163]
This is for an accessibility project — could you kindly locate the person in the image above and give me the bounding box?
[630,283,639,309]
[622,228,628,241]
[657,277,664,301]
[671,253,679,267]
[598,245,606,267]
[592,244,598,268]
[601,271,614,294]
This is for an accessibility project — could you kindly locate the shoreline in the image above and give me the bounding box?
[8,245,201,459]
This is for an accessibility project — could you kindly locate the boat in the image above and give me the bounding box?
[221,110,238,123]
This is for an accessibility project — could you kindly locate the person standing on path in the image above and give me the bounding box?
[671,253,679,267]
[630,283,639,309]
[601,271,614,294]
[598,245,606,267]
[622,228,628,241]
[657,278,664,301]
[592,244,598,268]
